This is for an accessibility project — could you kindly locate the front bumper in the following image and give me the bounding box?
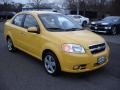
[90,25,112,33]
[59,46,110,73]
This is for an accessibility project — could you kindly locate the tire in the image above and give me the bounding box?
[43,52,61,76]
[7,38,15,52]
[111,27,117,35]
[82,21,87,27]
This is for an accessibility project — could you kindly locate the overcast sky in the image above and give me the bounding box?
[13,0,28,4]
[13,0,58,4]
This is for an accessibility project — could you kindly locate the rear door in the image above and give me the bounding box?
[10,14,26,48]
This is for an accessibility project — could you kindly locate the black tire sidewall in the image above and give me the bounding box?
[82,21,87,27]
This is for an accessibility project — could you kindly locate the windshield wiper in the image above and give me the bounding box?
[47,27,62,30]
[65,28,81,31]
[47,27,83,32]
[47,27,66,32]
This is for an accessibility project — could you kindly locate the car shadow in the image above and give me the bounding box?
[7,47,108,79]
[6,48,43,67]
[59,67,107,79]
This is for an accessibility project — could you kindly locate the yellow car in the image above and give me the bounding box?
[4,11,110,75]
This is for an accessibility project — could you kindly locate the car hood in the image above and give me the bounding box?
[49,30,105,49]
[92,20,115,25]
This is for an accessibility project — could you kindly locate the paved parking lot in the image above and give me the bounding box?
[0,22,4,33]
[102,34,120,44]
[0,22,120,90]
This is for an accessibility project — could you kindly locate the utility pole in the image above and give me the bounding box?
[83,0,86,16]
[77,0,80,15]
[81,0,86,16]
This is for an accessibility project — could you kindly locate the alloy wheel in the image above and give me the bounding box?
[44,55,56,74]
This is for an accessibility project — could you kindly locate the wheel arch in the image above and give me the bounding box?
[5,31,13,41]
[42,49,55,59]
[6,35,11,41]
[41,48,62,67]
[42,49,61,62]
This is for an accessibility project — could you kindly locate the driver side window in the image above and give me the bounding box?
[24,15,38,29]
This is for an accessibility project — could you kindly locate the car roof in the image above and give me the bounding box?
[19,11,60,15]
[105,16,120,18]
[68,15,82,16]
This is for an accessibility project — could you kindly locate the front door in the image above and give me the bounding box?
[21,14,42,57]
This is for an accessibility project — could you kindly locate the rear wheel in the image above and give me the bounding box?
[43,52,61,76]
[7,38,15,52]
[82,21,87,27]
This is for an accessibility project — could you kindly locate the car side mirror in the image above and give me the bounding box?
[28,27,38,33]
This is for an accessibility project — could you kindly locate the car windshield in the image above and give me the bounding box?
[39,14,82,32]
[102,16,120,22]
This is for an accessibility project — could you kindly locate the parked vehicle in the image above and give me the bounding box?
[90,16,120,35]
[4,11,110,75]
[0,12,16,21]
[67,15,89,27]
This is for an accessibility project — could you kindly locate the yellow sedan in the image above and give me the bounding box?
[4,11,110,75]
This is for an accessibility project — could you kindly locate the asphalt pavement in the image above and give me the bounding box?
[0,22,120,90]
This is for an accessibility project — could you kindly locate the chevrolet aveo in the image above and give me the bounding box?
[4,11,110,75]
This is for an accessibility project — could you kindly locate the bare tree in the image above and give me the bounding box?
[67,0,86,15]
[111,0,120,15]
[0,0,12,4]
[67,0,76,9]
[30,0,43,9]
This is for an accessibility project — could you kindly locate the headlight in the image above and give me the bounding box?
[91,22,95,24]
[62,44,85,53]
[108,27,111,29]
[105,27,111,29]
[105,27,108,29]
[102,23,108,25]
[95,27,98,29]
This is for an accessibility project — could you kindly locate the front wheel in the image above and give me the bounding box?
[111,27,117,35]
[82,21,87,27]
[43,52,61,76]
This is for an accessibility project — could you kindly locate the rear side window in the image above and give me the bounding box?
[73,16,81,18]
[24,15,38,28]
[13,14,24,26]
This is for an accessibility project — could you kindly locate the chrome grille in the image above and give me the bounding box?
[89,43,106,54]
